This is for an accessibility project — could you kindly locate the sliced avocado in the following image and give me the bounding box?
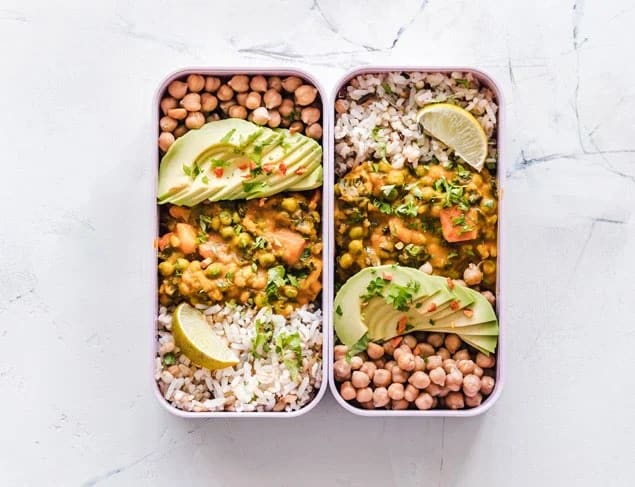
[432,287,497,328]
[287,164,323,191]
[460,334,497,355]
[410,320,499,335]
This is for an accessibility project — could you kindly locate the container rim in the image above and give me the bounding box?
[151,66,331,418]
[327,65,506,417]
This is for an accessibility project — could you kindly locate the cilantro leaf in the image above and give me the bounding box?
[346,334,370,362]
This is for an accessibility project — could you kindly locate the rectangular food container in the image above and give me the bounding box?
[327,66,505,417]
[152,67,331,418]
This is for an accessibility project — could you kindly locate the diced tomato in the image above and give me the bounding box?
[157,232,173,251]
[439,206,479,242]
[249,161,256,170]
[390,336,403,348]
[463,309,474,318]
[447,277,455,289]
[397,315,408,334]
[262,164,273,174]
[279,162,287,175]
[168,206,190,221]
[267,228,306,265]
[382,272,393,281]
[214,167,224,178]
[427,302,438,312]
[175,223,197,255]
[295,166,307,175]
[450,300,460,310]
[238,162,248,170]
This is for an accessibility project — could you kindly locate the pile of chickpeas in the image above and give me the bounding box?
[334,333,496,410]
[158,73,323,152]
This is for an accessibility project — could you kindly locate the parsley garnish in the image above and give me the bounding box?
[182,163,201,180]
[242,180,266,194]
[346,334,369,362]
[361,276,390,301]
[162,352,176,366]
[385,280,421,311]
[381,82,393,94]
[395,200,418,217]
[252,236,267,250]
[266,265,286,300]
[335,304,343,316]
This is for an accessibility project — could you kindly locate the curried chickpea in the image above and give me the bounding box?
[465,392,483,408]
[228,105,248,119]
[404,384,419,402]
[334,345,348,361]
[390,366,409,384]
[393,347,404,361]
[301,106,321,125]
[415,392,434,410]
[187,74,205,92]
[334,99,349,114]
[158,132,175,151]
[263,89,283,109]
[476,353,495,369]
[267,110,282,128]
[185,112,205,129]
[445,367,464,392]
[463,263,483,286]
[387,383,405,400]
[205,76,221,92]
[167,80,188,99]
[453,349,471,361]
[350,356,363,370]
[437,348,450,360]
[333,359,351,381]
[367,342,384,360]
[391,399,410,410]
[228,75,249,93]
[356,387,373,403]
[426,333,444,348]
[268,76,282,91]
[445,391,465,410]
[340,381,356,401]
[181,93,201,112]
[360,361,377,380]
[414,356,426,372]
[429,367,446,386]
[200,93,218,112]
[397,352,416,372]
[444,334,462,354]
[403,335,417,349]
[457,359,476,376]
[249,75,267,92]
[408,371,430,389]
[295,85,318,106]
[462,374,481,397]
[373,387,390,408]
[282,76,303,93]
[160,96,178,115]
[159,116,178,132]
[220,100,236,114]
[480,376,495,395]
[167,108,187,120]
[351,371,370,388]
[216,84,234,101]
[426,355,443,371]
[245,92,262,110]
[252,107,270,125]
[373,368,391,387]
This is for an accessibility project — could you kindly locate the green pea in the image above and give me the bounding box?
[385,170,404,186]
[348,239,364,254]
[254,293,268,307]
[232,212,241,224]
[220,226,235,239]
[237,233,252,248]
[420,187,436,201]
[158,261,174,277]
[339,253,353,269]
[175,258,189,271]
[210,216,221,231]
[281,198,298,213]
[348,226,364,240]
[219,211,232,226]
[283,286,298,298]
[204,264,222,278]
[414,165,427,177]
[258,253,276,267]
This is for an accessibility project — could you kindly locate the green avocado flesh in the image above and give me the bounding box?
[157,119,323,206]
[333,265,499,355]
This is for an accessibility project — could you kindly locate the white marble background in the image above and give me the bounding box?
[1,0,634,485]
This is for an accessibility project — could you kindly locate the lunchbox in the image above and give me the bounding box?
[327,66,505,417]
[152,67,331,418]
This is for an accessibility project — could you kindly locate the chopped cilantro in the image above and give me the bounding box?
[287,274,299,287]
[162,352,176,366]
[483,199,495,209]
[182,163,201,180]
[196,230,207,244]
[253,319,273,358]
[346,334,369,362]
[199,215,213,232]
[456,78,471,88]
[372,198,393,215]
[381,82,393,94]
[252,236,267,250]
[335,304,343,316]
[395,200,418,217]
[361,276,390,301]
[242,180,266,194]
[211,159,229,168]
[266,265,286,299]
[385,280,421,311]
[275,331,303,379]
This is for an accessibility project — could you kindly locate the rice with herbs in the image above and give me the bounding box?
[155,304,322,413]
[334,71,498,176]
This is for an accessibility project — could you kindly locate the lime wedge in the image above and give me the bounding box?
[172,303,239,370]
[417,103,488,171]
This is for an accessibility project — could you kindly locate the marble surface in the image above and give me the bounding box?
[2,0,634,485]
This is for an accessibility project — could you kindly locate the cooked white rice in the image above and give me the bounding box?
[334,71,498,176]
[155,304,322,413]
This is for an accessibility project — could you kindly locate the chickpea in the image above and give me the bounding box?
[393,347,404,361]
[295,85,318,106]
[252,107,270,125]
[339,253,353,269]
[282,76,303,93]
[268,76,282,91]
[384,360,396,370]
[174,125,187,137]
[390,366,409,384]
[228,105,248,119]
[289,121,304,134]
[476,353,495,369]
[429,367,446,386]
[216,84,234,101]
[445,391,465,410]
[453,349,471,361]
[334,99,349,114]
[373,358,386,369]
[200,93,218,112]
[445,367,464,392]
[463,263,483,286]
[391,399,410,410]
[267,110,281,128]
[457,360,475,375]
[356,387,373,403]
[186,74,205,92]
[481,290,496,304]
[480,376,495,395]
[167,80,188,99]
[249,75,267,92]
[444,334,462,354]
[206,113,220,123]
[442,359,457,373]
[333,345,348,361]
[220,100,236,114]
[437,348,450,360]
[340,381,356,401]
[473,365,484,378]
[425,383,443,397]
[414,356,425,371]
[426,333,444,348]
[373,387,390,408]
[159,116,178,132]
[383,340,398,356]
[301,106,321,125]
[263,89,283,109]
[278,98,295,118]
[333,359,351,381]
[360,343,382,362]
[306,123,323,139]
[185,112,205,129]
[465,392,483,408]
[373,368,391,387]
[205,76,221,92]
[235,92,248,106]
[360,361,377,380]
[158,132,175,151]
[403,384,418,402]
[462,374,481,397]
[160,96,177,115]
[397,352,415,371]
[351,371,370,388]
[408,371,430,389]
[228,75,249,93]
[350,356,363,370]
[413,343,435,357]
[167,108,187,120]
[158,261,174,276]
[419,261,433,274]
[414,392,434,410]
[358,401,374,410]
[425,355,442,371]
[245,92,262,110]
[387,383,404,400]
